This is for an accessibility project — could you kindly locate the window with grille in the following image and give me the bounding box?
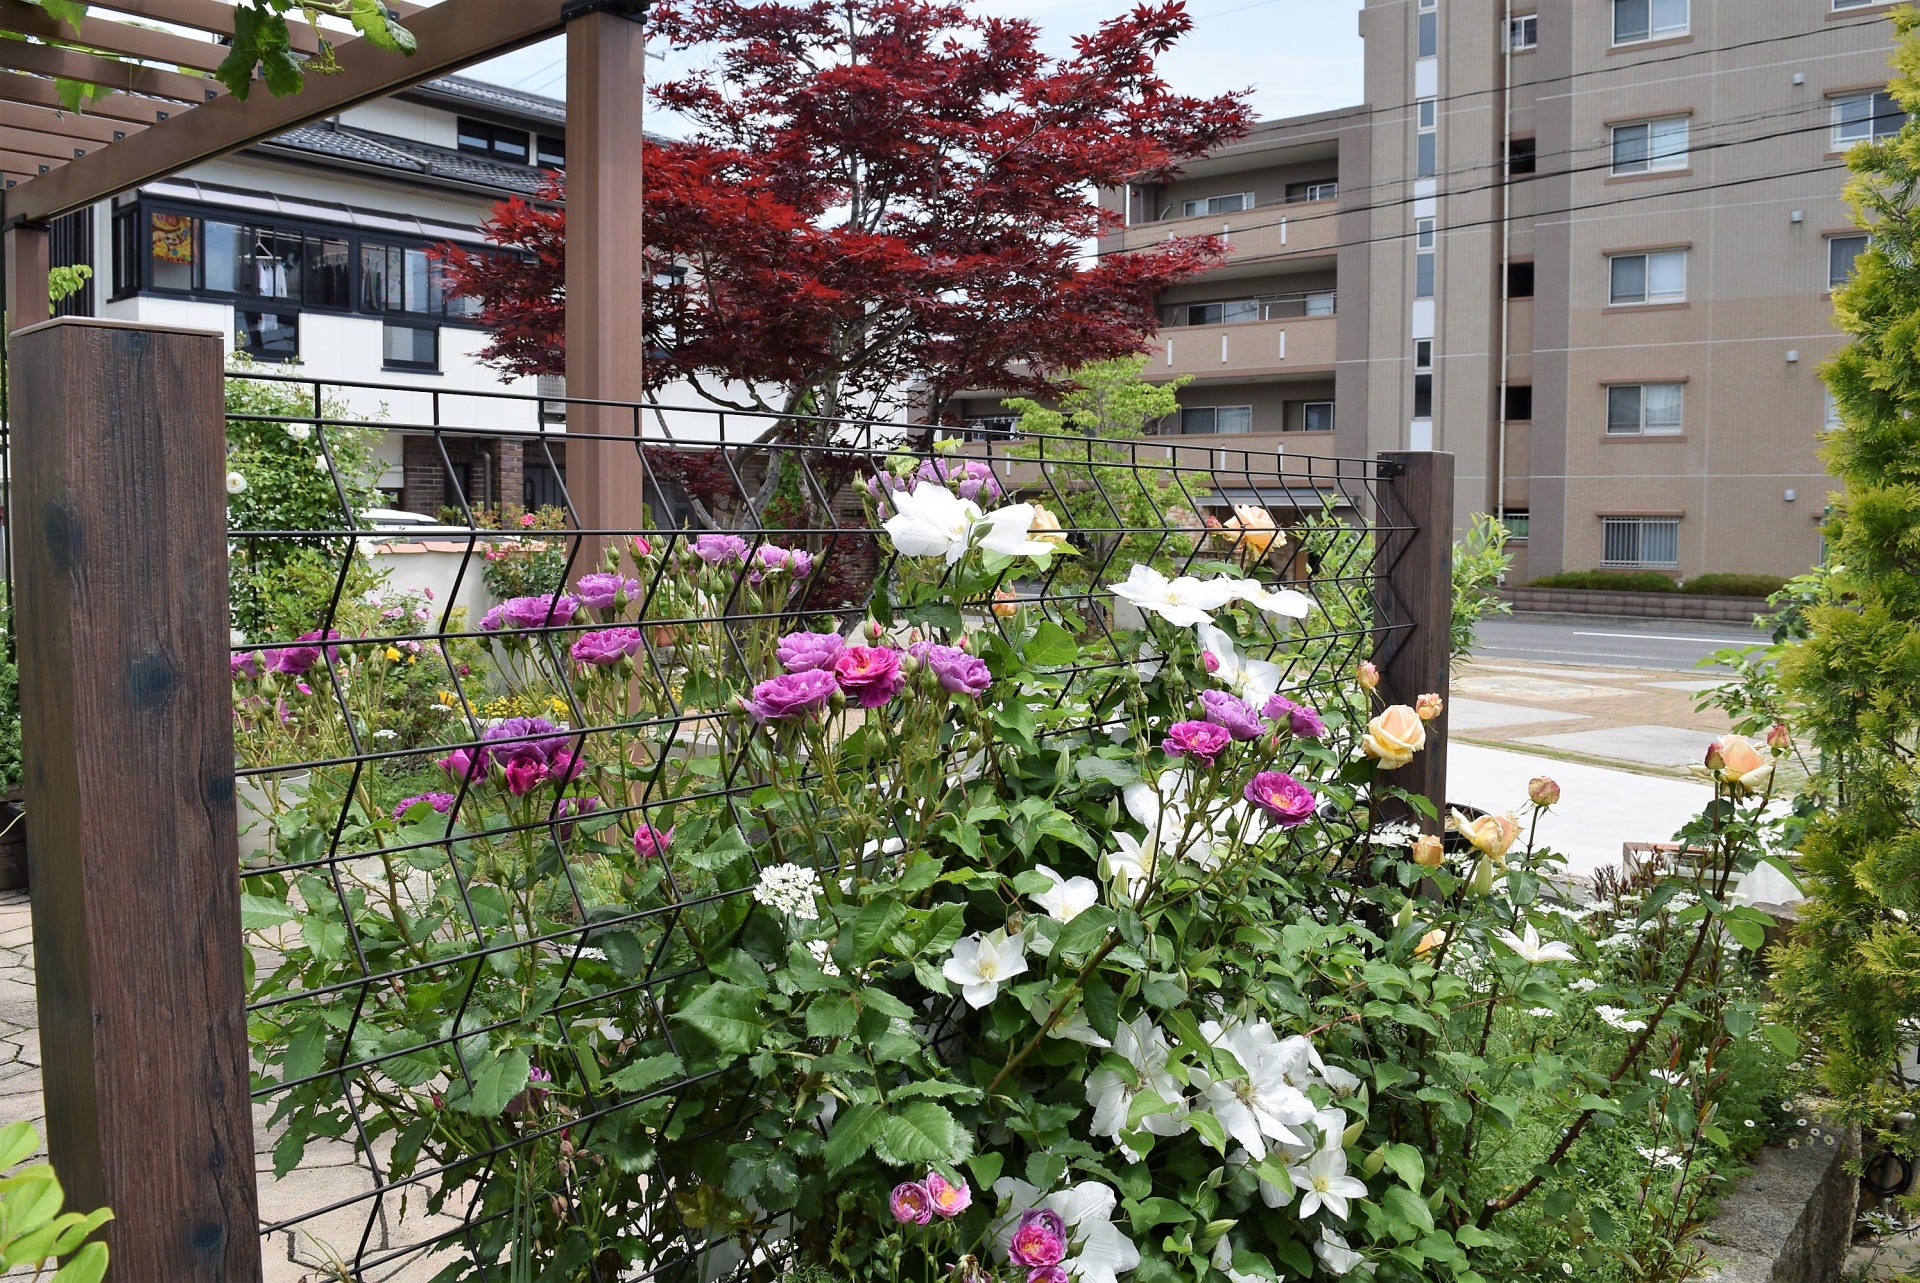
[1606,383,1684,435]
[1612,117,1689,174]
[1603,517,1679,568]
[1609,250,1687,304]
[1502,510,1531,540]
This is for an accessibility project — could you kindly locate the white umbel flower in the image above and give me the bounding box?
[752,862,823,920]
[942,927,1028,1008]
[806,939,841,977]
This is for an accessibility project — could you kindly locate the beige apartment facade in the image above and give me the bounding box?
[963,0,1899,581]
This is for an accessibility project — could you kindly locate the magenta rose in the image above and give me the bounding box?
[890,1181,934,1226]
[231,651,262,681]
[1029,1269,1071,1283]
[776,631,846,673]
[1262,694,1328,739]
[572,627,644,668]
[483,595,581,632]
[575,573,641,612]
[1245,770,1318,827]
[267,628,343,675]
[924,1169,972,1217]
[832,645,906,708]
[692,533,748,565]
[924,644,992,697]
[633,824,674,859]
[482,717,573,769]
[438,748,483,783]
[503,759,549,796]
[1008,1208,1068,1268]
[1200,689,1263,741]
[1164,719,1233,766]
[746,669,840,722]
[394,792,456,820]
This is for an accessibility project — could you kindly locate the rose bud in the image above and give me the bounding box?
[1357,661,1381,691]
[1528,776,1561,808]
[1416,693,1444,721]
[1412,833,1445,868]
[1767,722,1793,753]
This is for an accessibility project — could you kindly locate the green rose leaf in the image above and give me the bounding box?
[824,1103,887,1175]
[852,896,908,962]
[881,1100,969,1165]
[806,994,858,1039]
[673,982,765,1056]
[240,894,298,929]
[608,1053,683,1095]
[450,1047,530,1117]
[1024,620,1079,667]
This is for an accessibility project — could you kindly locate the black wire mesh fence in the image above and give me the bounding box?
[220,371,1420,1281]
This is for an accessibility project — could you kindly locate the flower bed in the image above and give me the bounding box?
[231,447,1794,1283]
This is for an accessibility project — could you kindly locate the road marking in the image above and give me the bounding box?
[1571,631,1763,646]
[1475,645,1729,669]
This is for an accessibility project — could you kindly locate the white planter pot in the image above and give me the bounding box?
[237,771,310,862]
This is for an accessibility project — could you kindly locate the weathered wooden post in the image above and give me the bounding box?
[1373,450,1455,830]
[12,318,262,1280]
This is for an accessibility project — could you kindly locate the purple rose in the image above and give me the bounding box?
[231,652,262,681]
[746,669,840,722]
[1245,770,1317,827]
[832,645,906,708]
[890,1181,934,1226]
[915,457,1003,504]
[776,630,846,673]
[925,1169,972,1216]
[482,595,581,632]
[633,824,674,859]
[1028,1269,1070,1283]
[267,629,343,675]
[924,644,992,697]
[1164,720,1233,766]
[575,573,641,612]
[394,792,457,820]
[1200,689,1263,741]
[750,545,815,587]
[1008,1208,1068,1268]
[692,533,748,565]
[438,748,483,783]
[572,627,645,668]
[1262,694,1328,740]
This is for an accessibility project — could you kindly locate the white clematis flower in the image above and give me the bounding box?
[992,1179,1141,1283]
[1196,624,1282,708]
[1108,564,1246,628]
[1198,1019,1317,1161]
[1101,829,1157,902]
[1086,1014,1189,1156]
[942,928,1028,1008]
[1494,922,1579,965]
[1030,863,1100,922]
[975,502,1058,561]
[1236,580,1316,620]
[882,486,1054,566]
[1046,1006,1112,1048]
[1210,1235,1273,1283]
[1124,769,1252,873]
[1289,1145,1369,1220]
[1314,1227,1364,1274]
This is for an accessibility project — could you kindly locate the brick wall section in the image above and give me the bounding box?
[495,439,524,511]
[400,434,445,517]
[1499,588,1770,623]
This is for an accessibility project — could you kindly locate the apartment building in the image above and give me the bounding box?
[997,0,1898,581]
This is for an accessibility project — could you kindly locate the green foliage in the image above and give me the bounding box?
[451,505,573,600]
[1681,573,1789,598]
[1531,570,1681,592]
[1771,8,1920,1174]
[1451,513,1513,663]
[44,267,90,312]
[225,365,383,639]
[0,1121,111,1282]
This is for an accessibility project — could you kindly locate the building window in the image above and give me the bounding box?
[1508,136,1537,175]
[236,312,298,362]
[1180,405,1252,435]
[525,459,567,510]
[456,117,530,164]
[1181,192,1253,217]
[1301,402,1335,433]
[535,135,566,169]
[1824,389,1844,430]
[1833,91,1907,149]
[1602,517,1680,568]
[1609,249,1687,304]
[1611,116,1689,174]
[1416,98,1437,177]
[1829,234,1869,289]
[1834,0,1877,7]
[964,416,1016,439]
[111,203,140,299]
[1507,261,1535,298]
[1417,6,1438,57]
[1286,179,1338,202]
[1185,299,1261,326]
[1414,339,1433,371]
[1502,509,1530,540]
[383,323,439,371]
[1415,217,1436,298]
[1508,14,1537,49]
[1504,385,1533,420]
[1606,383,1684,435]
[1612,0,1687,44]
[1413,374,1434,418]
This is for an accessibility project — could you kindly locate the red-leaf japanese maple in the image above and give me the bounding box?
[440,0,1249,423]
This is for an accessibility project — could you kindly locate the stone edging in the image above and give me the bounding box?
[1695,1121,1858,1283]
[1499,586,1771,623]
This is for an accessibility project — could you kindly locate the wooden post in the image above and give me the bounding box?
[5,221,49,332]
[565,2,651,558]
[1373,450,1454,830]
[12,318,262,1281]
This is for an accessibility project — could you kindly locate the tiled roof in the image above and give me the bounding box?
[410,75,567,126]
[258,123,551,196]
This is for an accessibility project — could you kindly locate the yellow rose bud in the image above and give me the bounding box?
[1357,661,1381,691]
[1212,504,1284,567]
[1416,693,1444,721]
[1528,776,1561,808]
[992,588,1021,618]
[1693,734,1776,794]
[1766,722,1793,753]
[1362,704,1426,769]
[1449,807,1521,860]
[1411,833,1446,868]
[1027,504,1068,547]
[385,647,402,662]
[1414,927,1447,957]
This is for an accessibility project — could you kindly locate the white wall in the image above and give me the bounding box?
[184,154,499,229]
[336,100,459,150]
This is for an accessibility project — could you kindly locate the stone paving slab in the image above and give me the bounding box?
[1517,723,1720,769]
[1454,672,1638,701]
[1447,697,1590,732]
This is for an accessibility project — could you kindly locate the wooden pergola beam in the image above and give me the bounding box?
[0,99,142,145]
[0,35,220,105]
[0,147,62,175]
[85,0,321,54]
[0,71,175,125]
[0,0,231,76]
[0,126,91,163]
[5,0,572,225]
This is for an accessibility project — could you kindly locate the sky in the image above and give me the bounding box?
[462,0,1365,136]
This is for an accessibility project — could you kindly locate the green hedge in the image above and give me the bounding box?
[1681,572,1787,598]
[1527,570,1787,597]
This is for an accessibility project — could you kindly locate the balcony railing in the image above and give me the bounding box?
[1160,290,1337,327]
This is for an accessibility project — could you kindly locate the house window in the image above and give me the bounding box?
[1833,0,1877,7]
[1413,374,1434,418]
[1612,117,1689,174]
[1508,15,1537,49]
[1287,179,1338,202]
[456,117,530,164]
[1833,91,1907,149]
[1415,217,1436,298]
[1609,249,1687,304]
[1414,339,1433,371]
[1606,383,1684,435]
[1301,402,1335,433]
[1416,98,1438,177]
[1602,517,1680,568]
[1180,406,1252,434]
[1508,136,1537,175]
[1502,509,1531,540]
[1612,0,1687,44]
[1824,389,1844,430]
[964,416,1016,439]
[1417,7,1438,57]
[1185,299,1261,326]
[111,204,140,299]
[1829,234,1869,289]
[383,323,439,371]
[1505,385,1533,420]
[535,135,566,168]
[1181,193,1254,217]
[236,312,298,362]
[1507,261,1535,298]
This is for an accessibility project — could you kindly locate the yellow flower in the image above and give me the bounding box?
[1211,504,1284,568]
[1414,928,1447,957]
[385,647,402,663]
[1411,834,1446,868]
[1027,504,1068,547]
[550,697,569,715]
[438,691,457,706]
[1449,808,1522,860]
[1362,705,1426,769]
[1415,693,1444,721]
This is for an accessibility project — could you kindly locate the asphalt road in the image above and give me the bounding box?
[1471,614,1773,671]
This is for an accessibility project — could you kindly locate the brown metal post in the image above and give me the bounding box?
[12,318,262,1281]
[1373,450,1454,830]
[5,221,49,330]
[565,3,651,557]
